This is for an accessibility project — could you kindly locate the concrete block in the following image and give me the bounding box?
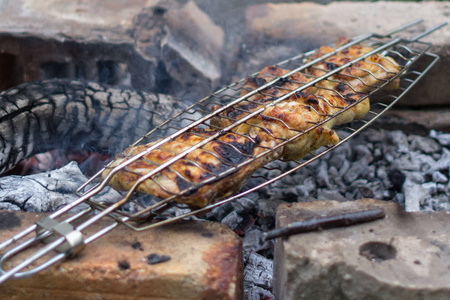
[274,199,450,300]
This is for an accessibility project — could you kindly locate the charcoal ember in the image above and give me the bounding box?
[403,179,429,212]
[432,171,448,183]
[338,159,351,177]
[343,158,370,183]
[430,130,450,146]
[353,144,373,163]
[384,152,395,164]
[243,228,272,255]
[365,129,388,143]
[403,171,425,184]
[0,203,21,211]
[437,183,447,193]
[211,198,259,232]
[409,135,442,153]
[352,180,384,200]
[328,153,346,170]
[256,216,276,234]
[221,211,244,231]
[376,166,388,182]
[387,169,406,191]
[422,182,437,195]
[317,189,348,202]
[388,130,410,153]
[206,201,235,221]
[372,147,384,161]
[427,148,450,174]
[244,252,274,299]
[282,187,301,202]
[395,153,422,171]
[416,153,437,173]
[316,161,331,188]
[424,195,450,211]
[245,286,275,300]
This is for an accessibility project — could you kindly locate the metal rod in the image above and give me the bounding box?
[264,208,386,240]
[383,18,423,36]
[409,21,448,42]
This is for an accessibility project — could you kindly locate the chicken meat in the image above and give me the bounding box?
[102,38,401,208]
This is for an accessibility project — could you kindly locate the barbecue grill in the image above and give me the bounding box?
[0,19,446,284]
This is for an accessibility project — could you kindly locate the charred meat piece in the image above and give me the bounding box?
[102,128,282,209]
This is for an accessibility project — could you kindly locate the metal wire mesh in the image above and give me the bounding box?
[78,30,438,229]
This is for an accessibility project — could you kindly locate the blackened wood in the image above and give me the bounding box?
[0,79,183,174]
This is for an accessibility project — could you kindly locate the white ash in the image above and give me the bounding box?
[252,128,450,213]
[0,161,121,213]
[243,252,274,300]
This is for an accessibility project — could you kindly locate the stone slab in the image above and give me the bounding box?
[274,199,450,300]
[245,1,450,107]
[386,108,450,133]
[0,0,224,96]
[0,211,242,300]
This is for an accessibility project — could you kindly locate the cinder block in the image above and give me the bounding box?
[273,199,450,300]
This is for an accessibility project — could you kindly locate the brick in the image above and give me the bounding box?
[273,199,450,300]
[0,211,242,299]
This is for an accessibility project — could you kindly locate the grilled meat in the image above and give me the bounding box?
[309,37,401,92]
[103,38,401,208]
[210,64,365,160]
[103,128,281,209]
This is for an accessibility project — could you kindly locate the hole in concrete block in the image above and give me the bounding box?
[0,53,23,90]
[41,61,71,79]
[359,241,397,262]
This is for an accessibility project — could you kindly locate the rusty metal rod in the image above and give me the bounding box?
[264,208,385,240]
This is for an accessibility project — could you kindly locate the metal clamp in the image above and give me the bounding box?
[36,217,85,256]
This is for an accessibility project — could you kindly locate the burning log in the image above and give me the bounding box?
[0,79,183,174]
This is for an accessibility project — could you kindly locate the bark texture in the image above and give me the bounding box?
[0,79,183,174]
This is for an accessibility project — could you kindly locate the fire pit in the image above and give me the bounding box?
[0,1,449,299]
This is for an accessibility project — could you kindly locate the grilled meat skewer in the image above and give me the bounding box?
[103,38,401,208]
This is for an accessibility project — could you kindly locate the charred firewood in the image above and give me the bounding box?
[0,79,184,174]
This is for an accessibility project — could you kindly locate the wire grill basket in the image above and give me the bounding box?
[0,19,446,284]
